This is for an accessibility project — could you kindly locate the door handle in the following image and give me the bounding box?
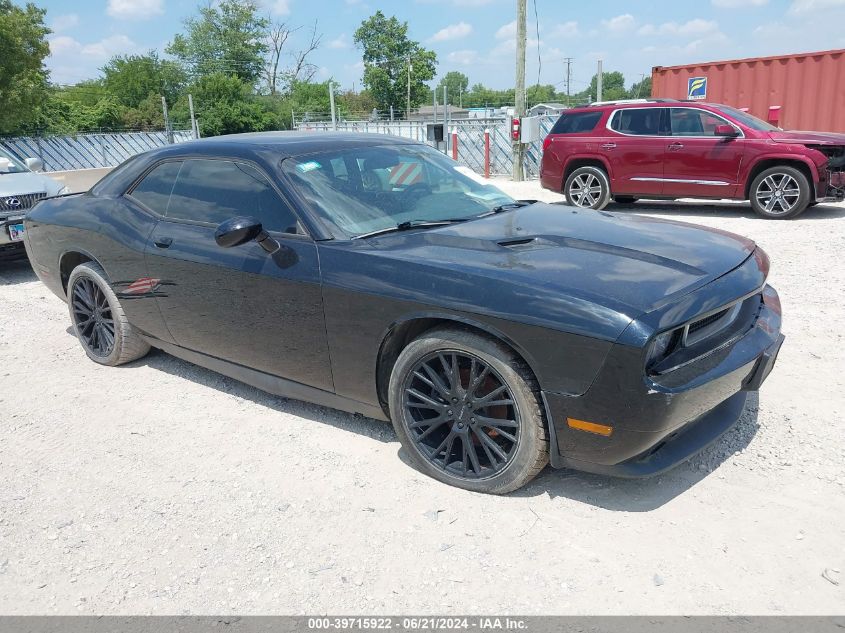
[154,237,173,249]
[668,142,684,151]
[600,143,617,150]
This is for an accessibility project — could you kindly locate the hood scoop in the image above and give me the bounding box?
[497,236,556,251]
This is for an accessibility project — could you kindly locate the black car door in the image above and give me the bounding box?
[138,157,334,392]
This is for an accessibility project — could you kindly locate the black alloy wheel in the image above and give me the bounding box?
[71,276,115,357]
[402,351,520,479]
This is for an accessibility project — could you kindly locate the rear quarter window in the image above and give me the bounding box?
[550,111,603,135]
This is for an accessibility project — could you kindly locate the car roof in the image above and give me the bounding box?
[171,131,421,158]
[567,100,725,112]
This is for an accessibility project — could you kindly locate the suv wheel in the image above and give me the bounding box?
[388,328,548,494]
[749,166,810,219]
[564,166,611,210]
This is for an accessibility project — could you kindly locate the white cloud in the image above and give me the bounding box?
[328,34,350,49]
[430,22,473,42]
[106,0,164,20]
[495,20,516,40]
[712,0,768,6]
[601,14,635,32]
[549,21,579,38]
[789,0,845,12]
[447,49,480,65]
[80,34,137,58]
[638,19,720,37]
[51,14,79,33]
[271,0,291,15]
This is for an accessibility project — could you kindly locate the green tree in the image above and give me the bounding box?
[353,10,436,113]
[587,71,626,102]
[627,76,652,99]
[172,73,275,136]
[526,84,557,106]
[167,0,269,86]
[0,0,51,135]
[437,71,469,104]
[102,52,186,108]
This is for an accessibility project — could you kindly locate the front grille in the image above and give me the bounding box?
[0,192,46,212]
[688,309,729,336]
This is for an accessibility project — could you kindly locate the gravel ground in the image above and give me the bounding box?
[1,181,843,615]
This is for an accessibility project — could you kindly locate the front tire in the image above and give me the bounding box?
[564,166,611,210]
[388,328,548,494]
[67,262,150,366]
[749,166,810,219]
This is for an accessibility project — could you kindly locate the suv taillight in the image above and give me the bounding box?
[542,136,552,151]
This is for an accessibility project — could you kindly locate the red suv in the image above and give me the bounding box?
[540,99,845,219]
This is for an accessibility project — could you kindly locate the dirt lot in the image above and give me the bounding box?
[1,182,843,615]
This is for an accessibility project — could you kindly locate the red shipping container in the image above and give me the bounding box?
[651,48,845,133]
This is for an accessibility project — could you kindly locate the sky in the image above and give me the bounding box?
[38,0,845,92]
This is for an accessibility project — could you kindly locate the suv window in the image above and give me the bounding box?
[669,108,735,136]
[610,108,664,136]
[167,159,300,234]
[550,111,603,135]
[129,161,182,215]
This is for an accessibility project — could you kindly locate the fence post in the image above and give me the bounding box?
[451,128,458,161]
[484,128,490,179]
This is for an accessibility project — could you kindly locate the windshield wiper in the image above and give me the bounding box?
[480,199,537,217]
[352,218,469,240]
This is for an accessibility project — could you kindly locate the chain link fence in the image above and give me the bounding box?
[296,116,558,179]
[0,130,194,173]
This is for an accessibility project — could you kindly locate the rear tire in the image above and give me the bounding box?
[388,328,548,494]
[67,262,150,366]
[564,166,611,210]
[749,166,810,219]
[613,195,637,204]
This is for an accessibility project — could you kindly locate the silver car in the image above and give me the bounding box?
[1,148,69,258]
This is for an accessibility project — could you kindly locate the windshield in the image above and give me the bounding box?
[281,143,515,238]
[713,105,780,132]
[0,148,29,174]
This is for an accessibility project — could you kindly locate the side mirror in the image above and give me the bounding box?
[25,157,43,172]
[215,216,279,254]
[714,124,740,138]
[215,216,264,248]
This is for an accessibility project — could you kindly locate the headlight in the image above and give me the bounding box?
[646,329,679,367]
[58,186,71,195]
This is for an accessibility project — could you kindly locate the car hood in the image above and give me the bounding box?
[0,171,63,197]
[368,203,756,317]
[768,130,845,145]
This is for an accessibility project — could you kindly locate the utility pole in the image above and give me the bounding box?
[161,96,173,144]
[563,57,573,107]
[443,84,448,154]
[187,94,198,139]
[328,82,337,130]
[512,0,527,181]
[407,56,412,121]
[596,59,603,103]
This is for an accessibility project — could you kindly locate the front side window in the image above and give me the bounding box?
[550,111,603,135]
[129,161,182,215]
[167,159,300,234]
[670,108,736,136]
[610,108,664,136]
[282,144,515,238]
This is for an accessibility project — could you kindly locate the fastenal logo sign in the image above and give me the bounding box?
[688,76,707,100]
[4,197,21,208]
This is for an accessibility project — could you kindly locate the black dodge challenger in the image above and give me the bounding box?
[23,132,784,493]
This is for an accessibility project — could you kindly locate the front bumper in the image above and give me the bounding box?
[0,215,26,256]
[544,284,783,478]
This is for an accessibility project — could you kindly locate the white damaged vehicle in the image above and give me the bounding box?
[1,148,69,259]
